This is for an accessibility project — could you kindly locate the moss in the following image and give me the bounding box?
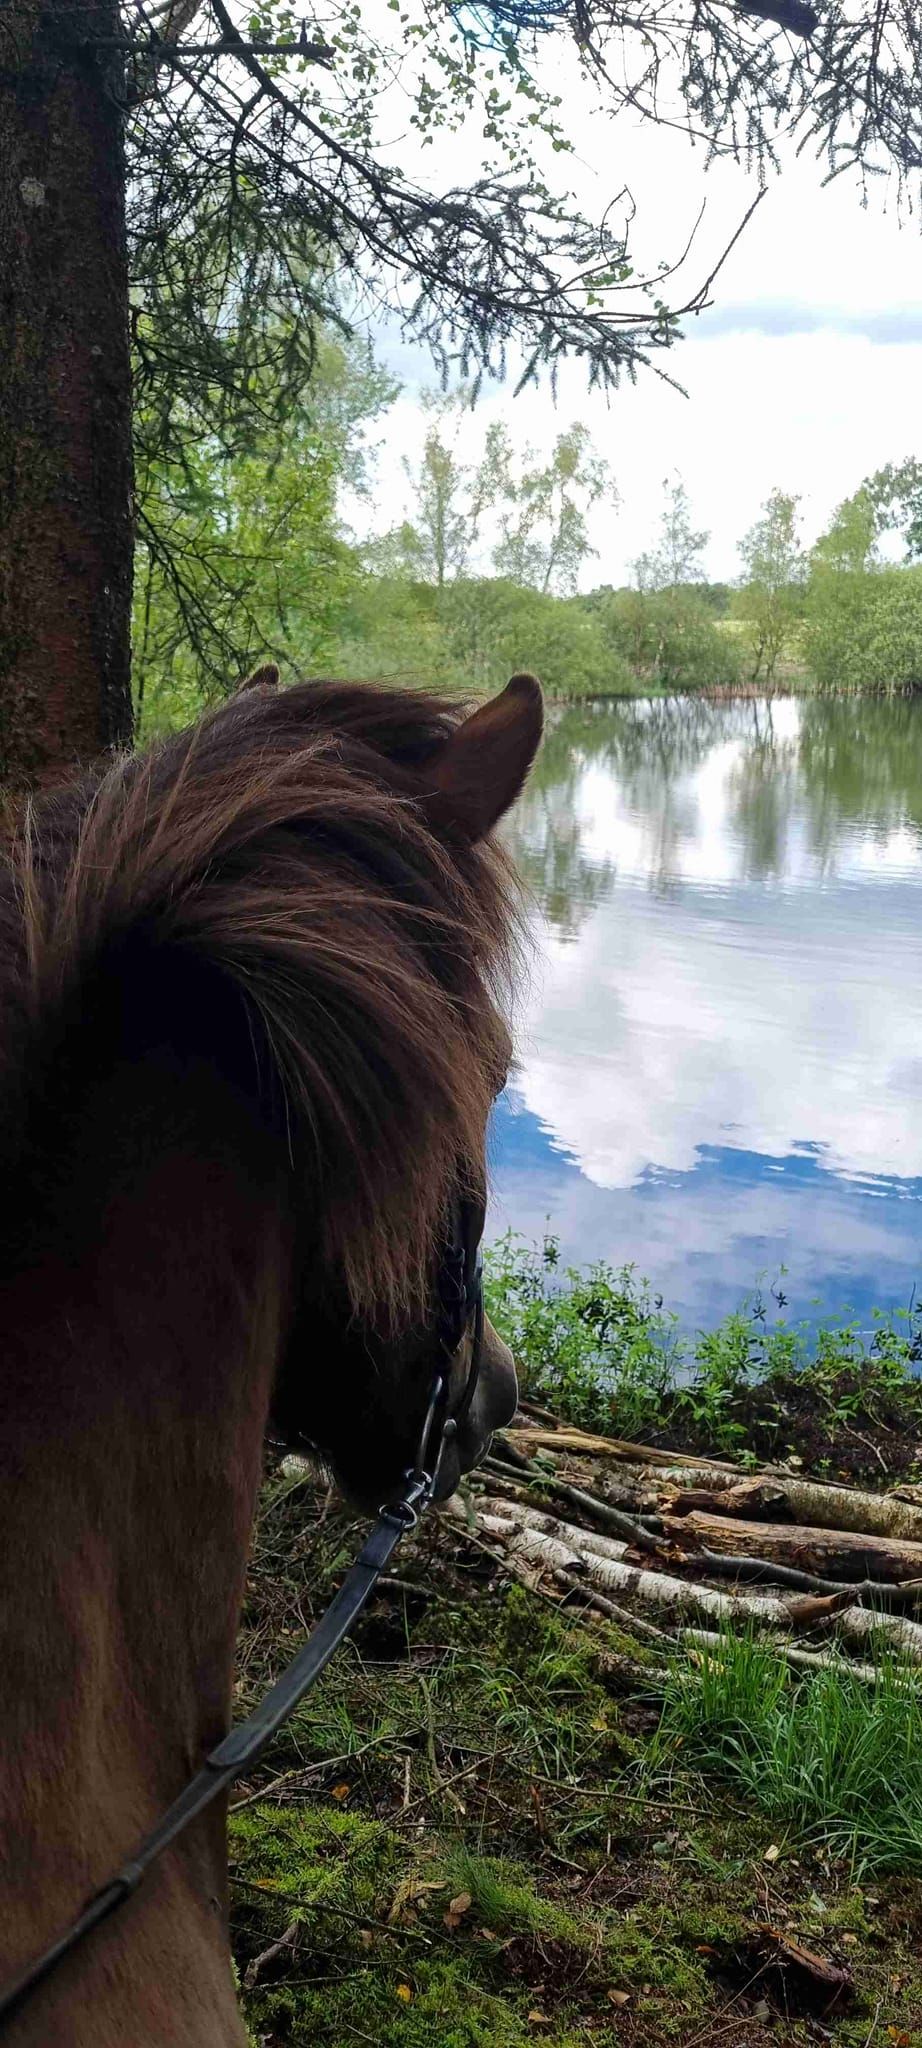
[232,1472,922,2046]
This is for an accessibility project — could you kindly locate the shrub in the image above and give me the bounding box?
[803,564,922,695]
[594,586,743,690]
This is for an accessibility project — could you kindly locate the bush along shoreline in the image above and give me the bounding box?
[485,1234,922,1483]
[230,1238,922,2047]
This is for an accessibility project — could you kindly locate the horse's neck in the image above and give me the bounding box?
[0,1054,292,2047]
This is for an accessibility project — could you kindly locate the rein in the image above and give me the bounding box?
[0,1206,484,2029]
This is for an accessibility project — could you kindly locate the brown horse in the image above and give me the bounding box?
[0,670,542,2046]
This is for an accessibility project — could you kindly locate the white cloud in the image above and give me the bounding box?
[344,28,922,586]
[508,707,922,1190]
[488,1139,922,1332]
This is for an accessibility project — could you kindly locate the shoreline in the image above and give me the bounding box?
[484,1238,922,1487]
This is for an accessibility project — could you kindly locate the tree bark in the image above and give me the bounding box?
[504,1426,735,1472]
[0,0,133,794]
[660,1473,922,1544]
[660,1509,922,1584]
[467,1505,922,1664]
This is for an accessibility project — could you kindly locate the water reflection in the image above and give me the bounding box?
[492,696,922,1335]
[513,706,615,940]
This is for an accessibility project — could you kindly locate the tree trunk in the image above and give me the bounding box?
[0,0,133,795]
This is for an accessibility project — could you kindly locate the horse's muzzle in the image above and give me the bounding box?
[430,1314,518,1502]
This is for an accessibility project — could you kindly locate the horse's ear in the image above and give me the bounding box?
[237,662,281,694]
[428,673,543,842]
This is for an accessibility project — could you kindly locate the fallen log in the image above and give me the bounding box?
[505,1426,737,1473]
[829,1603,922,1660]
[466,1507,922,1663]
[552,1565,672,1641]
[659,1472,922,1545]
[614,1460,772,1493]
[681,1628,883,1686]
[476,1495,629,1561]
[510,1435,922,1547]
[660,1509,922,1584]
[662,1477,792,1520]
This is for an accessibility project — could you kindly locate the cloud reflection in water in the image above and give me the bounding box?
[490,696,922,1335]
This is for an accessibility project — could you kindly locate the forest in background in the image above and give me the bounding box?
[135,337,922,732]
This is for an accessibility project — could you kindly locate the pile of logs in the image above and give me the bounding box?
[446,1416,922,1679]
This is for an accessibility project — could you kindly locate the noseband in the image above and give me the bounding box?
[0,1200,486,2026]
[425,1191,486,1503]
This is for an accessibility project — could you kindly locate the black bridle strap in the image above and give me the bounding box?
[0,1483,422,2027]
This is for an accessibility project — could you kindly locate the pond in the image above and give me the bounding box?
[488,694,922,1340]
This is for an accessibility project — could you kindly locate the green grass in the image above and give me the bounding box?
[650,1629,922,1877]
[231,1472,922,2045]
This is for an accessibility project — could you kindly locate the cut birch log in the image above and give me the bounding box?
[828,1604,922,1660]
[659,1510,922,1584]
[475,1497,632,1563]
[550,1565,672,1641]
[472,1510,793,1625]
[467,1508,922,1663]
[658,1473,922,1545]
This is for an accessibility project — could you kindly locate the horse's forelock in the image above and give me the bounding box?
[3,680,524,1325]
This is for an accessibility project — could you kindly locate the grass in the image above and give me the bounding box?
[485,1232,922,1475]
[650,1630,922,1878]
[231,1469,922,2046]
[227,1243,922,2041]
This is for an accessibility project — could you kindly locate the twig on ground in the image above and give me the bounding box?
[232,1876,435,1945]
[244,1917,301,1988]
[482,1455,665,1553]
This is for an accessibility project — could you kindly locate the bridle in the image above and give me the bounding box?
[0,1197,486,2027]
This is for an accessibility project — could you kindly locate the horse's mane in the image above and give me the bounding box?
[0,682,522,1320]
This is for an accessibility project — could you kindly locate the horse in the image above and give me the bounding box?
[0,667,543,2046]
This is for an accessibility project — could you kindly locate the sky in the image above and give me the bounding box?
[344,30,922,589]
